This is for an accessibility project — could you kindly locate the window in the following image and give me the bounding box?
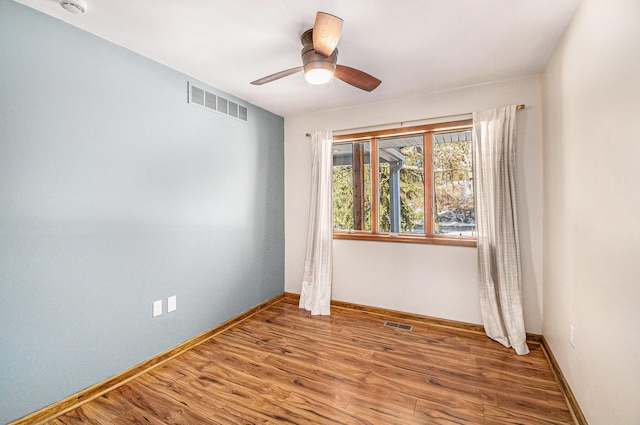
[332,119,475,246]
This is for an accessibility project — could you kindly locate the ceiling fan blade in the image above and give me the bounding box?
[251,66,303,85]
[313,12,343,56]
[335,65,381,92]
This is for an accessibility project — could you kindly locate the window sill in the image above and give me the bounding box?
[332,231,477,247]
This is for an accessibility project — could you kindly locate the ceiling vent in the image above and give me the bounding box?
[59,0,88,14]
[188,82,247,122]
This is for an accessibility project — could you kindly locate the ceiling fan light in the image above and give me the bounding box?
[305,68,334,85]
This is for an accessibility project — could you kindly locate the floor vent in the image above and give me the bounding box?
[384,321,413,331]
[188,82,248,122]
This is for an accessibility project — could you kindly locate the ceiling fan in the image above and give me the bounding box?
[251,12,381,92]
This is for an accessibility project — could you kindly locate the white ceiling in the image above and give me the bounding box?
[16,0,580,117]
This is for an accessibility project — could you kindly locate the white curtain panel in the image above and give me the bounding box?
[473,105,529,355]
[299,130,333,315]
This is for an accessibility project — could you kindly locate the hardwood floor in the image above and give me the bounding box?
[47,299,574,424]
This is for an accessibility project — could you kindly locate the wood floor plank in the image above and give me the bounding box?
[43,300,574,424]
[54,392,169,425]
[414,398,500,425]
[483,404,574,425]
[53,408,103,425]
[119,380,218,424]
[142,371,297,425]
[471,343,551,369]
[345,396,424,425]
[191,343,355,409]
[496,391,574,424]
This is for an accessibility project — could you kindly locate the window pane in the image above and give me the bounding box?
[333,141,371,231]
[377,135,424,234]
[433,129,475,235]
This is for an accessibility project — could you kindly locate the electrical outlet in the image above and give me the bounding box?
[168,295,177,313]
[153,300,163,317]
[569,324,576,348]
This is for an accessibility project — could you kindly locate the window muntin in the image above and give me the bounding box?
[332,120,475,246]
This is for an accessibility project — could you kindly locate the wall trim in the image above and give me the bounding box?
[284,292,540,342]
[540,336,588,425]
[8,293,285,425]
[286,292,585,424]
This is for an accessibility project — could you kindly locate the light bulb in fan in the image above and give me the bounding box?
[305,68,333,85]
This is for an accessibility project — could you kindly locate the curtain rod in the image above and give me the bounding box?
[305,104,525,137]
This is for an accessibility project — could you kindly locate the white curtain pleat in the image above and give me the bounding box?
[299,130,333,315]
[473,105,529,355]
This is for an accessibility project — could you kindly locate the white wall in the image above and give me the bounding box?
[285,76,543,332]
[541,0,640,423]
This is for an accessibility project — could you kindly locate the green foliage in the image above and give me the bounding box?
[333,165,354,230]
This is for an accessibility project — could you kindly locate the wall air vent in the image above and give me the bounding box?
[239,105,248,121]
[228,101,238,118]
[204,91,216,110]
[190,85,205,107]
[187,82,248,122]
[217,97,228,114]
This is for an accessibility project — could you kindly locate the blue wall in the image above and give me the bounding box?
[0,2,284,422]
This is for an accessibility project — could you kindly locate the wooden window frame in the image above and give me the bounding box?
[332,119,476,247]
